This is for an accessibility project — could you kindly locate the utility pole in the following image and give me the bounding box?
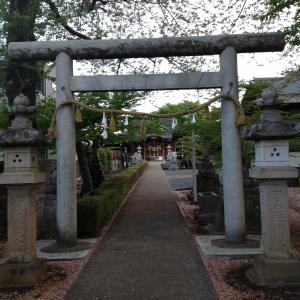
[191,112,198,203]
[192,129,198,202]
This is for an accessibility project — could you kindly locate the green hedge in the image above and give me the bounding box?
[78,161,148,237]
[97,147,112,173]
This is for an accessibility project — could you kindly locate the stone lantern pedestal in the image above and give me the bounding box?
[245,89,300,286]
[168,152,178,170]
[247,165,300,285]
[0,94,48,288]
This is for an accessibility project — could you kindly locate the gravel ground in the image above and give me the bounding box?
[163,168,196,177]
[176,187,300,300]
[167,177,193,190]
[163,168,196,190]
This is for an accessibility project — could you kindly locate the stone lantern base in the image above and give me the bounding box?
[168,160,178,170]
[0,260,47,288]
[247,257,300,286]
[247,166,300,286]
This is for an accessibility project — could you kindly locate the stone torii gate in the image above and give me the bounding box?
[9,32,285,248]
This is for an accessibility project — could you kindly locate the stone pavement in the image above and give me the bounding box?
[64,162,217,300]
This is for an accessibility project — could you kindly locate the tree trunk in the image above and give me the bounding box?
[88,151,105,189]
[5,0,39,106]
[76,141,94,194]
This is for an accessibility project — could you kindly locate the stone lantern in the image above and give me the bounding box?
[245,89,300,285]
[0,94,48,287]
[136,145,142,161]
[137,145,142,154]
[166,144,172,159]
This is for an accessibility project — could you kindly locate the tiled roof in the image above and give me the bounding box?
[147,119,173,140]
[253,76,300,95]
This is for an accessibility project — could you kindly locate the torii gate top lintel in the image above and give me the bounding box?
[8,32,285,61]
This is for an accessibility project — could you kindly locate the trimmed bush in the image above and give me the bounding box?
[78,161,148,237]
[97,147,112,173]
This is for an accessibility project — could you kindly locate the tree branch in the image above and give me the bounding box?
[89,0,109,12]
[44,0,91,39]
[229,0,248,33]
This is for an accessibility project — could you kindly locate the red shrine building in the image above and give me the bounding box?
[142,134,177,160]
[132,119,179,161]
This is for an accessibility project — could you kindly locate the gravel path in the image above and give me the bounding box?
[163,168,196,190]
[163,168,196,177]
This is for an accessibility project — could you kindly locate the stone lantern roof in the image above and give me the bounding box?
[244,89,300,141]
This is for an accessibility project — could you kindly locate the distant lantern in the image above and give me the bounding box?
[137,145,142,153]
[191,113,196,124]
[124,115,129,126]
[171,117,177,129]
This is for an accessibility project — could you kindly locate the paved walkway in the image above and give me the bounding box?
[64,162,217,300]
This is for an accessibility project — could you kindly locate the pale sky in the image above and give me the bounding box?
[134,49,300,112]
[72,0,300,113]
[73,48,300,113]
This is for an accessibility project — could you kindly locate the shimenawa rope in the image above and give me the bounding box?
[48,94,246,138]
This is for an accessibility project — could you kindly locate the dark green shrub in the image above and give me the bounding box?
[97,147,113,173]
[77,195,107,236]
[78,161,148,237]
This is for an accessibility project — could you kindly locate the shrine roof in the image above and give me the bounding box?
[253,75,300,109]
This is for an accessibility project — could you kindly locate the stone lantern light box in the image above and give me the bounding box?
[254,140,289,167]
[5,147,38,170]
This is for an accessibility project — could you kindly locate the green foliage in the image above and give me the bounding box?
[195,108,222,167]
[120,118,148,143]
[240,81,271,104]
[145,118,161,135]
[32,92,143,148]
[97,147,112,173]
[4,10,36,40]
[241,140,255,169]
[34,97,56,150]
[240,80,270,122]
[35,97,56,134]
[156,101,222,167]
[0,101,9,130]
[290,138,300,152]
[77,161,148,237]
[157,101,200,137]
[260,0,300,45]
[240,80,273,168]
[76,91,143,145]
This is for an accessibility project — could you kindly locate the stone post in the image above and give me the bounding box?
[246,89,300,286]
[135,145,142,162]
[192,129,198,202]
[56,52,77,247]
[220,47,246,243]
[167,144,171,159]
[0,94,48,288]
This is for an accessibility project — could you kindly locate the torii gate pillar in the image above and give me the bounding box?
[55,52,77,247]
[220,47,246,243]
